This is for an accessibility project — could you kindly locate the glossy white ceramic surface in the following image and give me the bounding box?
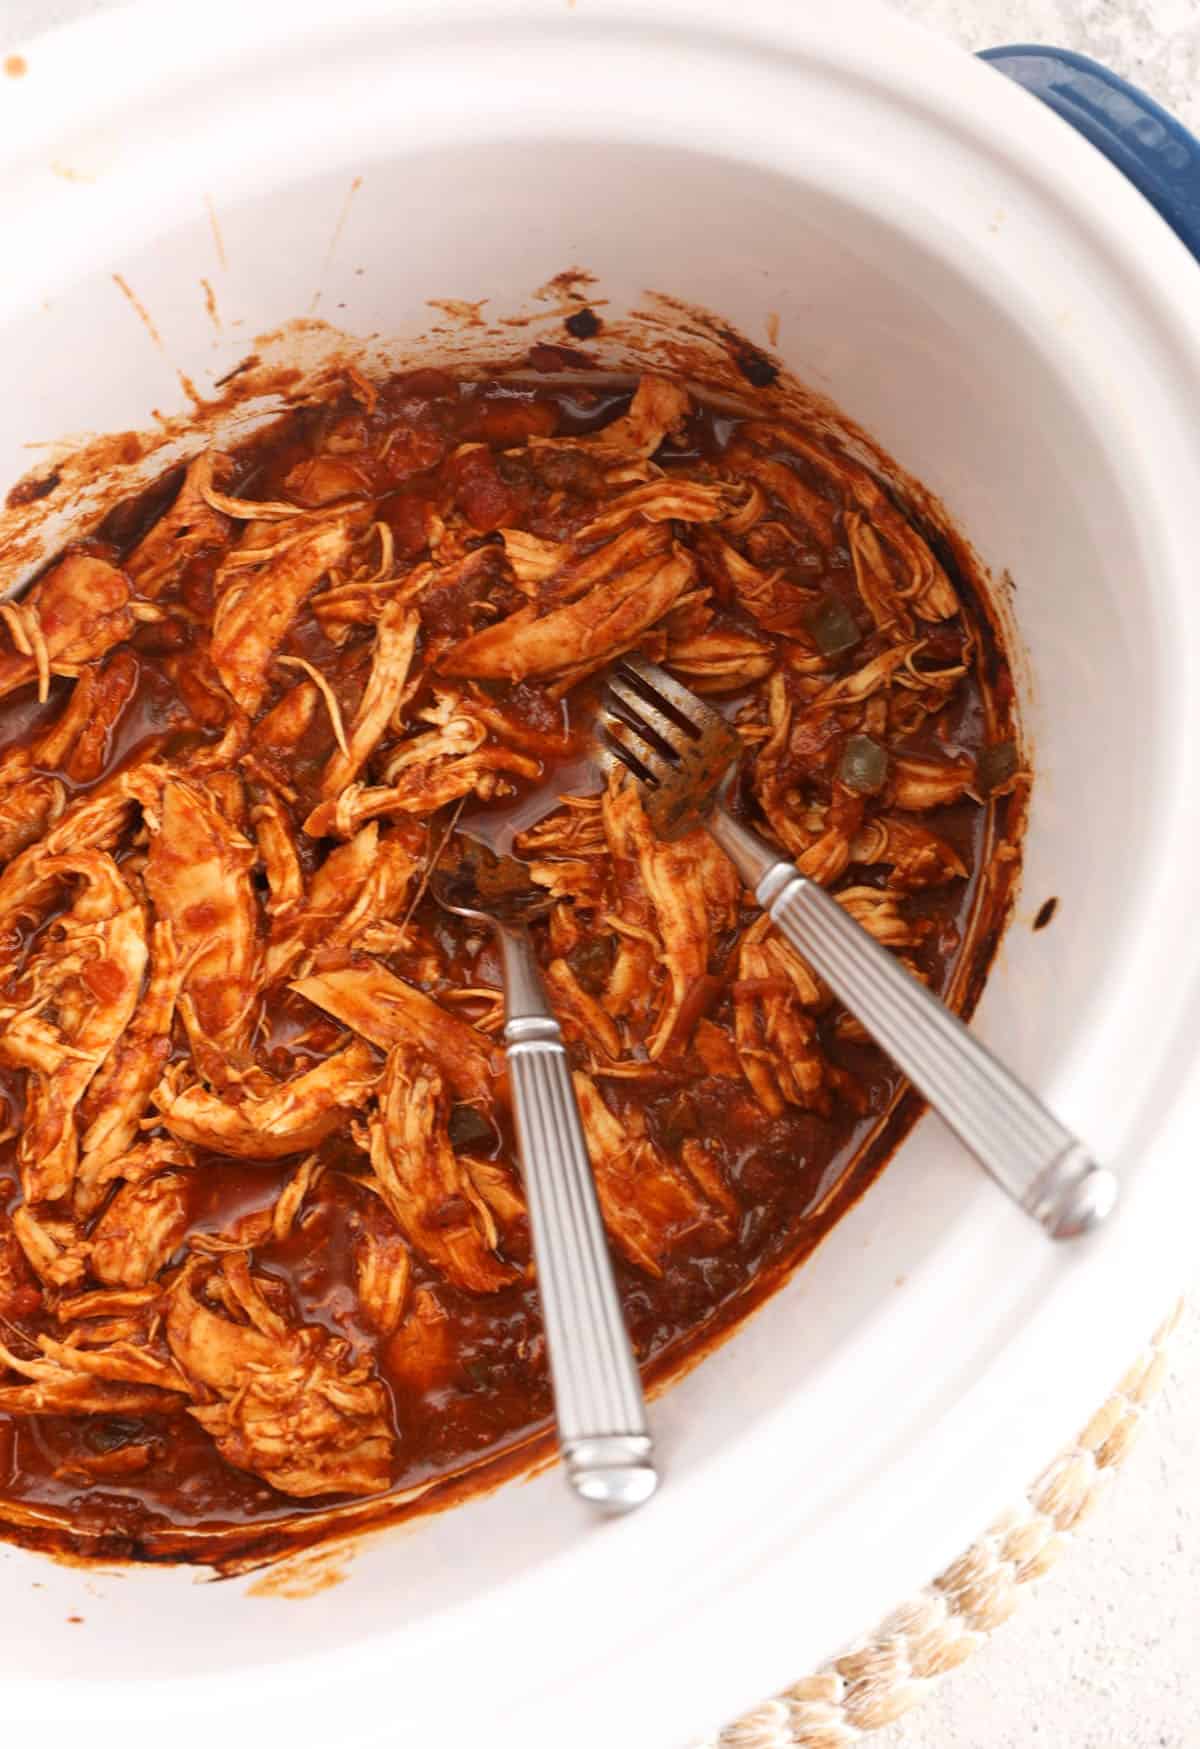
[2,5,1199,1747]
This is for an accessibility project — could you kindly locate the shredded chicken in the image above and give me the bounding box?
[292,963,502,1110]
[0,654,138,859]
[366,1048,518,1292]
[601,774,739,1058]
[167,1256,393,1496]
[574,372,690,457]
[543,958,622,1060]
[125,450,233,596]
[851,813,967,889]
[0,363,1013,1530]
[0,772,65,860]
[74,920,184,1191]
[440,549,697,681]
[734,914,831,1117]
[355,1226,411,1337]
[212,520,353,713]
[90,1170,191,1288]
[318,601,420,795]
[141,773,261,1057]
[0,555,134,701]
[0,852,147,1204]
[154,1040,378,1159]
[9,1204,91,1292]
[572,1073,730,1275]
[383,1285,458,1394]
[263,823,414,982]
[890,752,976,810]
[666,624,774,693]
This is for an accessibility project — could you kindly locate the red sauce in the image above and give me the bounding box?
[0,367,1022,1562]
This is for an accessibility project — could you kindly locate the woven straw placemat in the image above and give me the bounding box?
[699,1299,1184,1748]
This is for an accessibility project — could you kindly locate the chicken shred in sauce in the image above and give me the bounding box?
[0,365,1021,1559]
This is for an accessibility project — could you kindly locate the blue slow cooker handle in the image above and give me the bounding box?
[980,45,1200,260]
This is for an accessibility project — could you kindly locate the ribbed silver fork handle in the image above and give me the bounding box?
[499,925,656,1512]
[707,806,1117,1239]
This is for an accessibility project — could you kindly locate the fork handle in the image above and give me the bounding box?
[497,925,657,1512]
[707,806,1117,1239]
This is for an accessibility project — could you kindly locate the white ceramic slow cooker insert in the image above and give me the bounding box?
[2,5,1200,1747]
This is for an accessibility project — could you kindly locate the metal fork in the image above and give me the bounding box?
[600,658,1118,1240]
[431,844,657,1513]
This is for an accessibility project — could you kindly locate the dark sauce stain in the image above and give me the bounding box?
[564,307,601,340]
[733,349,779,388]
[653,298,782,390]
[6,469,61,510]
[212,354,261,390]
[1033,896,1058,932]
[525,341,599,373]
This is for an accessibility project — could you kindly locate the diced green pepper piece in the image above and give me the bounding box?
[448,1104,495,1150]
[839,733,889,795]
[977,740,1018,794]
[806,594,862,657]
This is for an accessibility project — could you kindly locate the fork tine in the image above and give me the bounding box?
[600,656,742,837]
[602,716,679,789]
[606,671,691,761]
[617,656,732,738]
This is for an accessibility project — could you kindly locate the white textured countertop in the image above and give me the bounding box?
[1,1,1198,1744]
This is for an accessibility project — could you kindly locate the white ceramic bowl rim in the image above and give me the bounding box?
[2,7,1200,1749]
